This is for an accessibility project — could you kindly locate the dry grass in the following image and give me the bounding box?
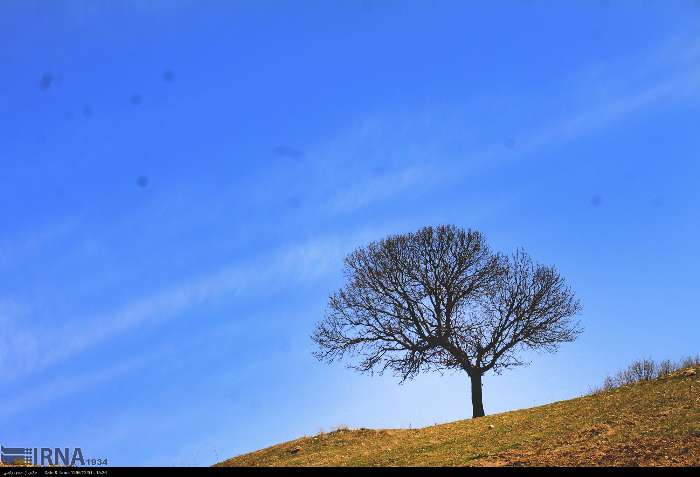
[216,366,700,467]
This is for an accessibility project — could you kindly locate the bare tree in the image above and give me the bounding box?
[312,225,582,418]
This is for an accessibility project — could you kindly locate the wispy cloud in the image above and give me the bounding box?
[328,164,435,213]
[0,216,82,270]
[306,34,700,214]
[516,65,700,158]
[0,345,166,421]
[0,228,382,379]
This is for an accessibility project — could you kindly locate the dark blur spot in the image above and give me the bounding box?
[163,69,176,83]
[286,196,302,209]
[39,73,53,91]
[590,195,603,207]
[130,93,143,106]
[372,165,387,176]
[137,176,149,188]
[503,137,516,149]
[652,196,665,208]
[274,145,304,161]
[82,106,93,118]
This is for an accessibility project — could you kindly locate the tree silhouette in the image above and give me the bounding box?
[312,225,582,418]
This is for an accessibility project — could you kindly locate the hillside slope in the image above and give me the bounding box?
[217,366,700,467]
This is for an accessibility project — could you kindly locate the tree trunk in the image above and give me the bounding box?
[470,373,485,418]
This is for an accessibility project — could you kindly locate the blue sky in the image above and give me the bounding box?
[1,0,699,467]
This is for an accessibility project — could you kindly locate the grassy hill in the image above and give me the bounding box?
[216,366,700,467]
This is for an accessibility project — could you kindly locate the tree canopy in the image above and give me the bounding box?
[312,225,582,417]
